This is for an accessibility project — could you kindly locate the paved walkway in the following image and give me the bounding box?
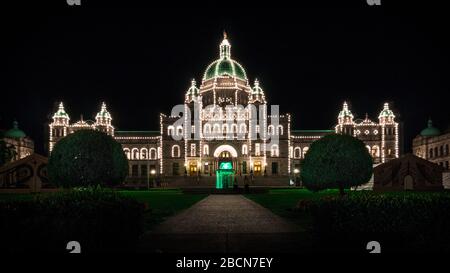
[140,195,304,253]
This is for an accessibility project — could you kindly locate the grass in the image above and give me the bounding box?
[117,189,207,230]
[245,188,339,224]
[0,189,208,231]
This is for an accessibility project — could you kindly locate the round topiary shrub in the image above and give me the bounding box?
[301,134,373,195]
[48,130,128,188]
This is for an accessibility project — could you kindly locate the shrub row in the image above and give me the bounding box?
[298,192,450,252]
[0,188,145,253]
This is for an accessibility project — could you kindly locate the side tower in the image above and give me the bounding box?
[95,102,114,136]
[335,101,354,135]
[49,102,70,152]
[378,102,399,162]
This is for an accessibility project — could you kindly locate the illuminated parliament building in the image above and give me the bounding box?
[48,34,400,187]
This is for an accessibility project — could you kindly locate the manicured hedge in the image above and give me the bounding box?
[0,189,145,253]
[298,192,450,252]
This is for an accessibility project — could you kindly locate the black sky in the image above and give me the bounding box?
[1,2,449,154]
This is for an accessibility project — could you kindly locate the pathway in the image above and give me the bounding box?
[139,195,305,253]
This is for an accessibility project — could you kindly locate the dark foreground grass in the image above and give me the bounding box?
[245,188,339,226]
[118,189,207,230]
[0,189,207,231]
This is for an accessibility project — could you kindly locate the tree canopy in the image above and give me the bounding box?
[301,134,373,195]
[48,130,128,188]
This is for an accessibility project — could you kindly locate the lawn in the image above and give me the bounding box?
[245,188,341,226]
[0,189,207,231]
[118,189,207,230]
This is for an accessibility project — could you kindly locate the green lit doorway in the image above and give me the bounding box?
[216,161,235,189]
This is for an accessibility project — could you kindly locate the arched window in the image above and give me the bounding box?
[242,144,248,155]
[222,124,229,135]
[268,125,275,135]
[176,125,183,136]
[140,148,148,160]
[303,147,309,156]
[204,124,211,136]
[271,144,279,157]
[167,126,174,136]
[277,125,283,135]
[239,123,247,134]
[213,124,221,134]
[150,148,157,160]
[435,147,439,157]
[294,147,301,159]
[231,124,238,134]
[123,148,131,160]
[203,144,209,156]
[172,145,180,158]
[131,148,139,160]
[430,148,434,158]
[446,144,449,156]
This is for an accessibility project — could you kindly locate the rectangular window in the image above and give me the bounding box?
[173,163,179,175]
[131,164,139,177]
[190,143,196,157]
[141,164,148,177]
[272,162,278,174]
[255,143,261,156]
[204,163,210,174]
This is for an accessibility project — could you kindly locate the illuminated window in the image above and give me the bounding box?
[268,125,275,135]
[271,144,279,157]
[131,148,139,160]
[231,124,238,134]
[203,144,209,156]
[277,125,283,135]
[172,145,180,158]
[242,144,248,155]
[149,148,157,160]
[294,147,301,158]
[176,126,183,135]
[255,143,261,156]
[213,124,221,134]
[167,126,174,136]
[140,148,148,160]
[204,123,211,135]
[240,123,247,134]
[190,143,196,157]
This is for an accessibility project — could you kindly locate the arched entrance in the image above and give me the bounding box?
[214,145,238,189]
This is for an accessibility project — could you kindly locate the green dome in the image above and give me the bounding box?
[420,119,441,137]
[4,121,26,138]
[202,33,247,81]
[203,58,247,81]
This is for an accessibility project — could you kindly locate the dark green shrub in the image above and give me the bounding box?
[301,134,373,195]
[302,192,450,252]
[48,130,128,187]
[0,188,144,252]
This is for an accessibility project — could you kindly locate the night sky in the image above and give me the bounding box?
[1,2,449,154]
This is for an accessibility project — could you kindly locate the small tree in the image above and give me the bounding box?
[301,134,372,196]
[48,130,128,188]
